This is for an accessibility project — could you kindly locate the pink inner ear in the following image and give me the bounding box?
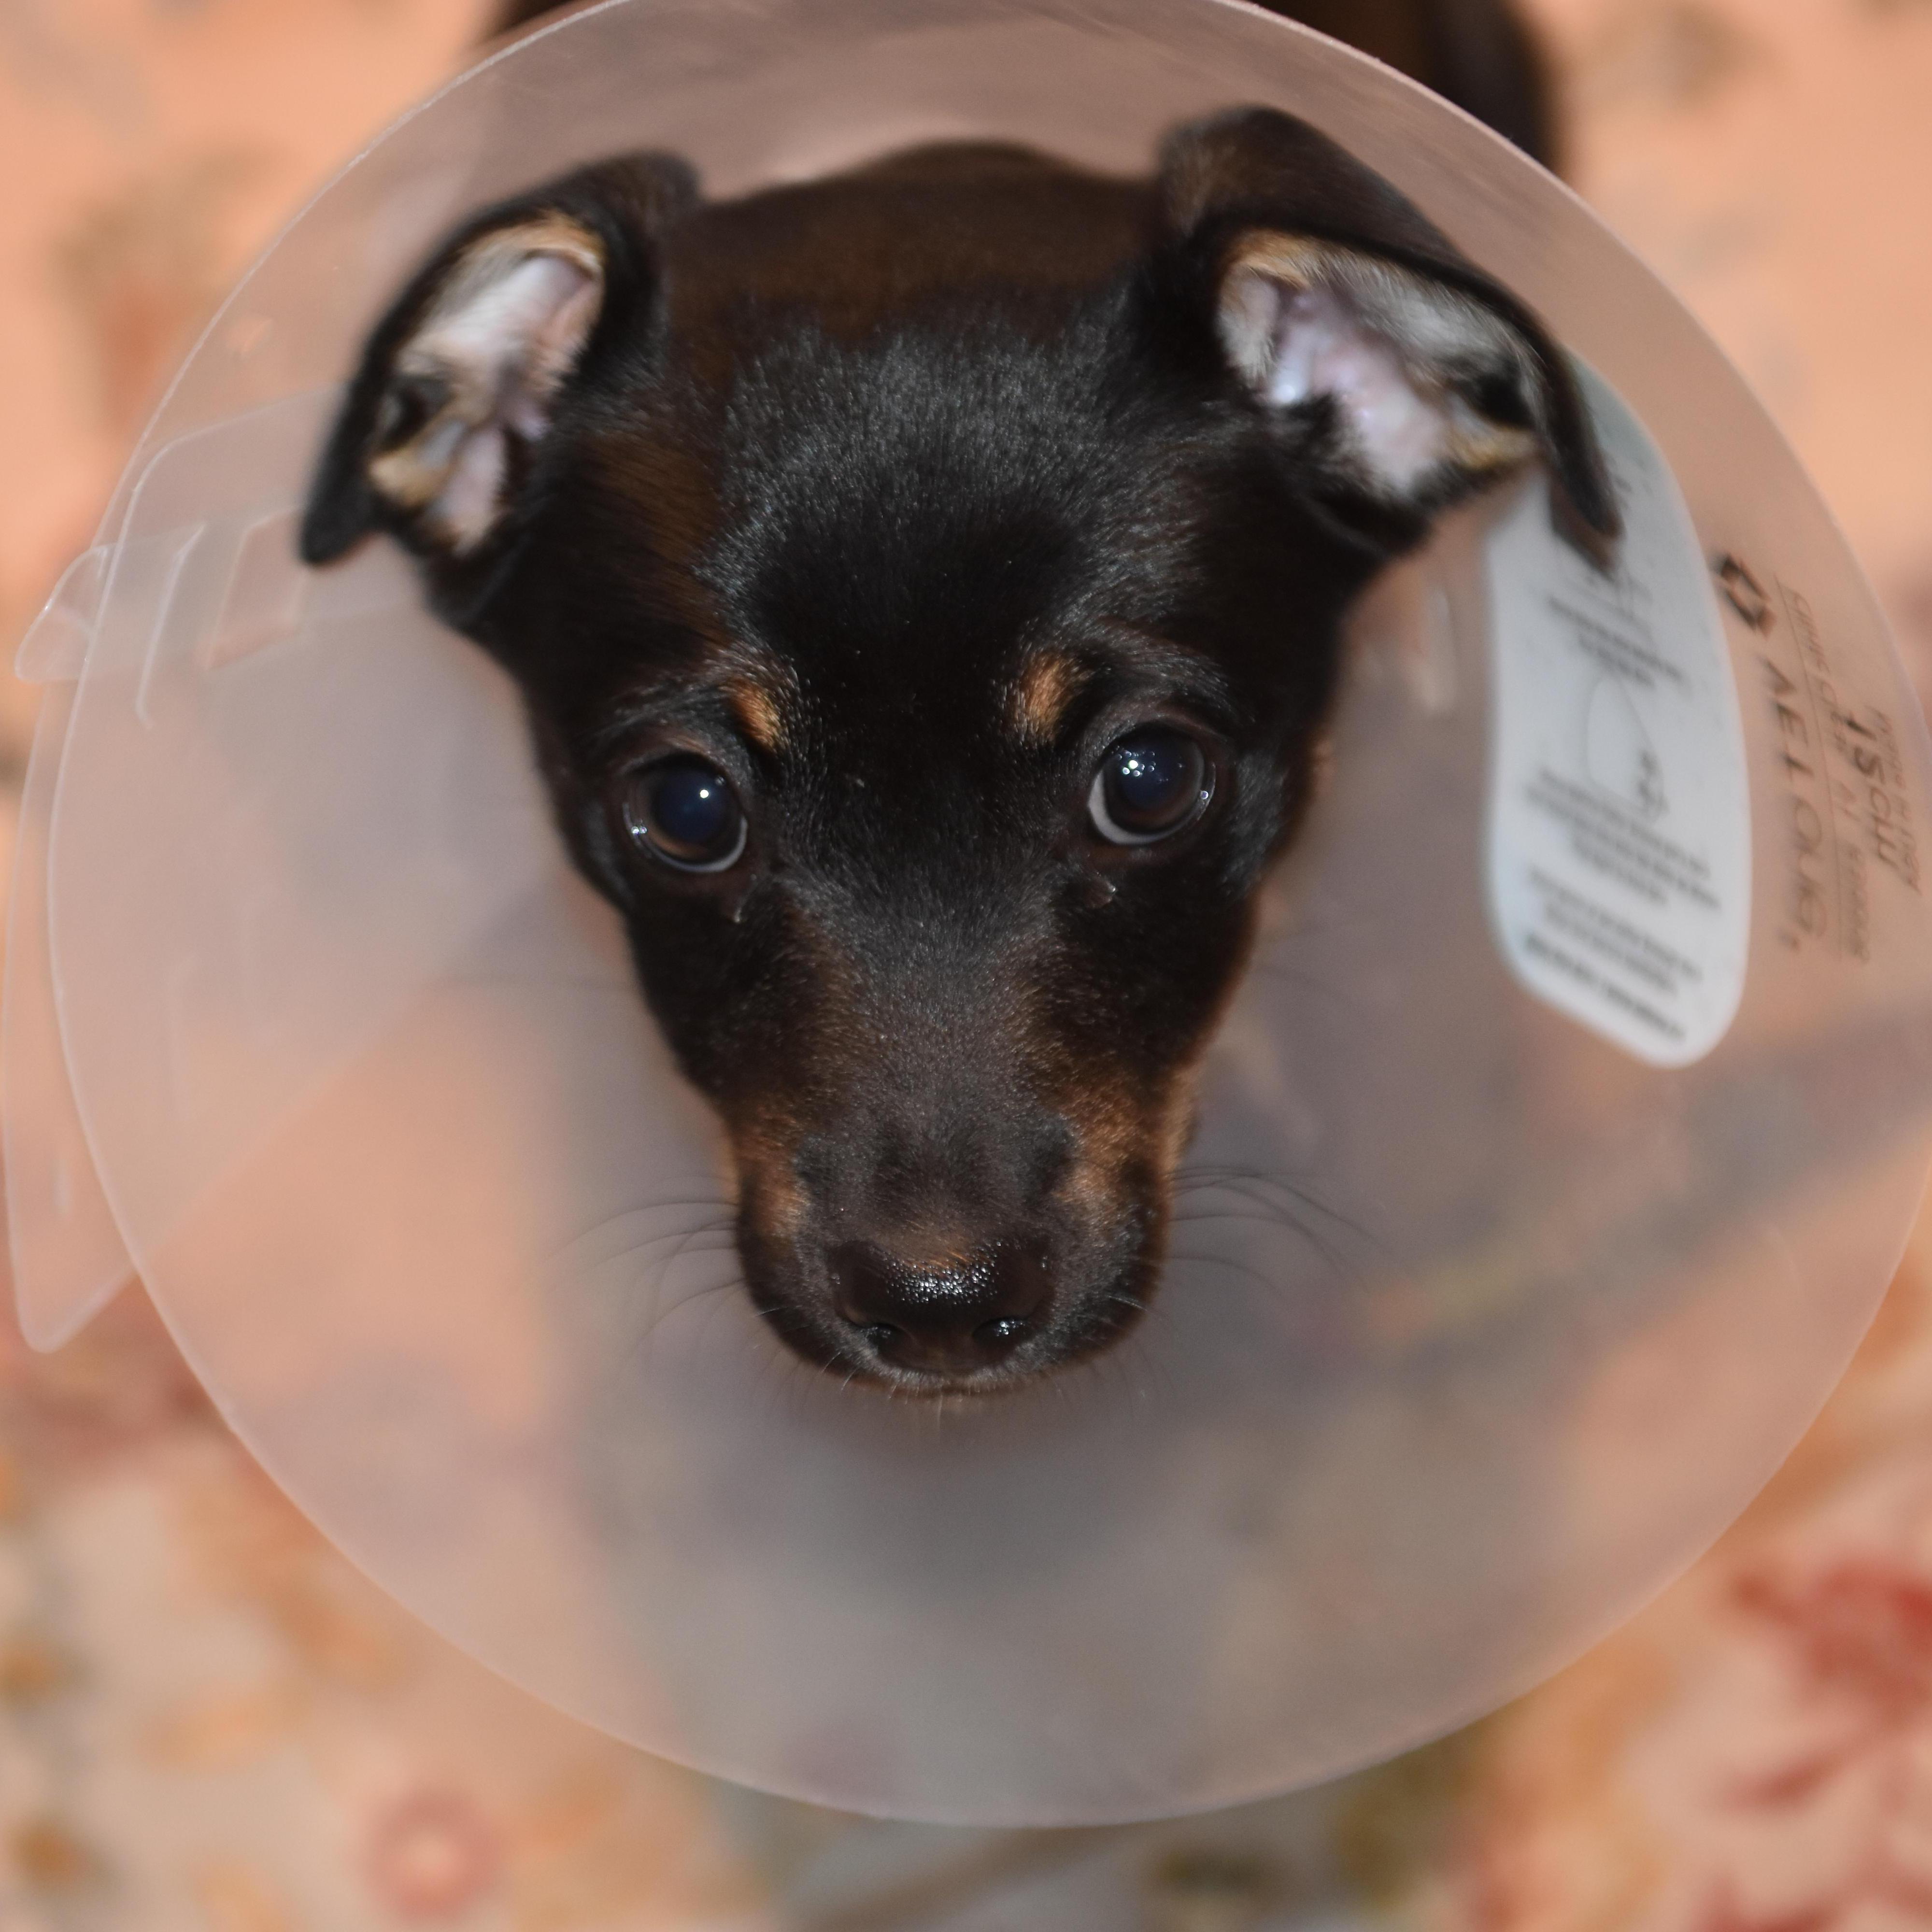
[1260,284,1455,492]
[434,422,511,547]
[1227,275,1454,495]
[386,245,603,551]
[436,256,595,541]
[423,252,602,439]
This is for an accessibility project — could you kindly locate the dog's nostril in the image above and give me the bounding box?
[829,1239,1049,1378]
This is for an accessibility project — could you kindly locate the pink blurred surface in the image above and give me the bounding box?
[4,0,1932,1926]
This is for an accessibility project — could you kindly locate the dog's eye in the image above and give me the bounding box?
[619,756,748,872]
[1087,729,1211,845]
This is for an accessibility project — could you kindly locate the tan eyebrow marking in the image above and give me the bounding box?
[725,673,787,753]
[1009,650,1092,746]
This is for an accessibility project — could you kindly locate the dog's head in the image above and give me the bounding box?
[303,110,1615,1392]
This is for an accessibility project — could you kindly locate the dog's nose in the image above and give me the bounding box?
[828,1239,1050,1378]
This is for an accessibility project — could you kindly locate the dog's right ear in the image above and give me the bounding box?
[300,155,697,567]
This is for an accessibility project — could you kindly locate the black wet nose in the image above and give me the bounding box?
[828,1240,1050,1378]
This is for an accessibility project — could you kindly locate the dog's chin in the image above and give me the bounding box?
[742,1253,1158,1399]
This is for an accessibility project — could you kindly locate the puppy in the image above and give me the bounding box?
[301,108,1616,1393]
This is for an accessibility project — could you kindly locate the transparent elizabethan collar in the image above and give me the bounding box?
[10,0,1932,1827]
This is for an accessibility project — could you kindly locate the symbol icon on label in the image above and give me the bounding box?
[1714,553,1774,632]
[1583,673,1667,821]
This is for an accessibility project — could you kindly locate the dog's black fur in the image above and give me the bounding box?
[303,81,1614,1394]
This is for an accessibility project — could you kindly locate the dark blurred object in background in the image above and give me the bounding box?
[490,0,1562,169]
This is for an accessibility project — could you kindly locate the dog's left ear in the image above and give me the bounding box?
[300,154,697,568]
[1157,108,1619,563]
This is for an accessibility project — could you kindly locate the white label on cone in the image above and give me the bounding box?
[1484,367,1749,1066]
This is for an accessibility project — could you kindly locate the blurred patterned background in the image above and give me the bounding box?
[5,0,1932,1925]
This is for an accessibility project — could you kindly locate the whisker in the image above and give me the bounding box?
[1166,1248,1330,1307]
[614,1269,737,1369]
[1173,1165,1381,1260]
[536,1199,741,1291]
